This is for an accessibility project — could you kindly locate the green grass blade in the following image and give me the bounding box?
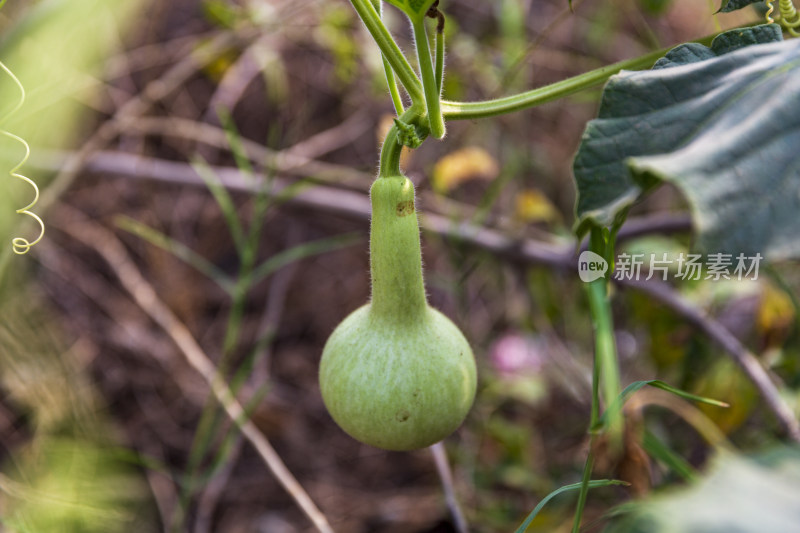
[115,215,235,294]
[188,382,272,491]
[217,107,255,178]
[250,233,362,286]
[593,380,729,432]
[516,479,628,533]
[220,175,273,358]
[229,335,274,395]
[191,156,246,254]
[642,429,698,483]
[648,380,729,407]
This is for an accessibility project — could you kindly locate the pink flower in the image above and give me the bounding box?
[489,333,544,377]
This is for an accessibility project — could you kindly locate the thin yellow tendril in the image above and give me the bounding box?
[765,0,800,37]
[0,61,44,254]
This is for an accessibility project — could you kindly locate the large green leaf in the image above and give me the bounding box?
[573,25,800,261]
[605,448,800,533]
[383,0,438,21]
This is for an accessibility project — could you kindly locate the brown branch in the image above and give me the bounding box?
[35,150,800,444]
[35,150,574,269]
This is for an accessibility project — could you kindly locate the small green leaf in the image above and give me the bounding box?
[573,26,800,261]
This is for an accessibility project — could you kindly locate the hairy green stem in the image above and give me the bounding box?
[370,0,405,114]
[379,106,421,177]
[587,277,622,440]
[435,25,445,93]
[440,43,704,120]
[384,56,405,115]
[571,229,622,532]
[349,0,423,103]
[412,16,445,138]
[379,124,403,178]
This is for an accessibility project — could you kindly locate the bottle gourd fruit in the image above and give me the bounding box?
[319,175,477,451]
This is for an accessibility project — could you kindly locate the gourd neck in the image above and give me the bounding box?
[368,175,429,321]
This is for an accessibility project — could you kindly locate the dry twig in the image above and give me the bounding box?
[431,442,469,533]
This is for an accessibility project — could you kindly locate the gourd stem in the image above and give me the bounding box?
[435,24,445,94]
[412,16,446,138]
[379,126,402,177]
[369,0,405,115]
[379,105,421,177]
[384,56,405,115]
[349,0,424,103]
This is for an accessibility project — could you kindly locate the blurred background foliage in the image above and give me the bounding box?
[0,0,796,532]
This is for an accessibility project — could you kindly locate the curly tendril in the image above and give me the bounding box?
[0,61,44,255]
[425,0,445,33]
[765,0,800,37]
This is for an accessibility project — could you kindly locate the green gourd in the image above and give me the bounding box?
[319,175,477,451]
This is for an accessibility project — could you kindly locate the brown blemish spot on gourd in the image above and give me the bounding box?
[396,409,410,422]
[412,389,421,404]
[396,201,415,217]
